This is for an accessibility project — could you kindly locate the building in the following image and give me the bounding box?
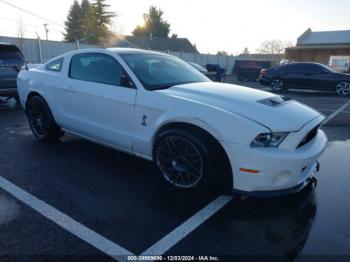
[115,35,199,53]
[285,28,350,71]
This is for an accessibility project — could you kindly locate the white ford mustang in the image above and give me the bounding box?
[17,48,327,196]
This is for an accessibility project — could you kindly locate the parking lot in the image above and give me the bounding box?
[1,85,350,261]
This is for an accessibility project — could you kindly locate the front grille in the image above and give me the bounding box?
[297,125,319,148]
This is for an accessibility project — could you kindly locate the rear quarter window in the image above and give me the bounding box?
[282,64,304,73]
[45,58,64,72]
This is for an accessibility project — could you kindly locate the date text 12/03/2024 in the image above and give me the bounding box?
[127,256,220,261]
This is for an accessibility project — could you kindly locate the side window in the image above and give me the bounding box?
[69,53,124,86]
[284,64,303,73]
[45,58,63,72]
[303,64,323,74]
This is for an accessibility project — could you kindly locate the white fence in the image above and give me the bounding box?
[0,36,236,73]
[0,36,101,64]
[168,51,236,73]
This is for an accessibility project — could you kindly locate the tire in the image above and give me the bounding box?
[153,128,228,191]
[335,81,350,96]
[26,96,64,141]
[270,78,284,93]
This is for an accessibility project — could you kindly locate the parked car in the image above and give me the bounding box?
[234,60,271,82]
[206,64,226,82]
[259,62,350,96]
[17,49,327,195]
[187,62,208,75]
[0,42,26,100]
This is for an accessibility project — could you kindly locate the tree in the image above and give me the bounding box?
[242,47,249,54]
[64,0,84,42]
[217,51,228,56]
[132,6,170,37]
[64,0,115,44]
[92,0,115,40]
[16,16,26,51]
[81,0,98,43]
[93,0,115,29]
[257,39,291,54]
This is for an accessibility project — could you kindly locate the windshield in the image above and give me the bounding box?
[120,53,210,90]
[189,62,207,72]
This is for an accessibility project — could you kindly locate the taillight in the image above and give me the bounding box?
[260,69,267,77]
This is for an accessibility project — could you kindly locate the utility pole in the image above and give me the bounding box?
[43,23,49,40]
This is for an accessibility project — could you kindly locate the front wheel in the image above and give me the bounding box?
[154,129,220,190]
[26,96,64,141]
[270,78,284,92]
[335,81,350,96]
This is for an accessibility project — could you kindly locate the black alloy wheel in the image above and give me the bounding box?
[27,96,63,141]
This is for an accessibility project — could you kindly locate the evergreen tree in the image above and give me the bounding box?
[64,0,115,44]
[132,6,170,37]
[81,0,99,43]
[92,0,115,41]
[64,0,84,41]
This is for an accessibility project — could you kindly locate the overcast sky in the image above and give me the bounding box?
[0,0,349,54]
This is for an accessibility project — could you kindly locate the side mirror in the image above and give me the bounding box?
[322,69,330,74]
[121,75,134,88]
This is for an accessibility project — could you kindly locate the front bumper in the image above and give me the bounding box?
[234,166,318,197]
[222,128,327,194]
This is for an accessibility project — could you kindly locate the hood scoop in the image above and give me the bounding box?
[258,96,292,107]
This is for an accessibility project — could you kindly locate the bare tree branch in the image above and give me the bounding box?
[16,16,26,51]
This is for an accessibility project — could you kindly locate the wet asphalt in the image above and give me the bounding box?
[0,87,350,261]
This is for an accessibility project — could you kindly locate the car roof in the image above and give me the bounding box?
[283,62,323,66]
[107,47,167,56]
[63,47,169,58]
[0,42,20,50]
[0,42,15,46]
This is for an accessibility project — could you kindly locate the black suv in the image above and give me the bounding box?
[0,43,26,99]
[259,62,350,96]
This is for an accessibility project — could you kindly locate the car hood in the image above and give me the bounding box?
[157,82,321,132]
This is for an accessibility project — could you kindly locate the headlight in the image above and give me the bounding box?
[251,132,288,148]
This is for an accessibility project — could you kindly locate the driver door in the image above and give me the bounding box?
[59,52,137,151]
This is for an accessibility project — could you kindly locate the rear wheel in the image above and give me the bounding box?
[335,81,350,96]
[154,128,229,191]
[26,96,64,141]
[270,78,284,92]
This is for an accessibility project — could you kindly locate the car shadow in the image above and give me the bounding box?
[169,186,317,260]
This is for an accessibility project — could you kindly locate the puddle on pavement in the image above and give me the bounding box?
[171,139,350,257]
[0,194,20,226]
[317,139,350,193]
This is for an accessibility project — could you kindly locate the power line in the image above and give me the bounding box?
[0,16,63,34]
[0,16,41,29]
[0,0,64,28]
